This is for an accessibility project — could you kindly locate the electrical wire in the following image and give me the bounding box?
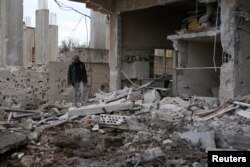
[54,0,91,18]
[72,16,84,31]
[54,0,93,96]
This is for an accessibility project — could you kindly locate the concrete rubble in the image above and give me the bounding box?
[0,82,250,166]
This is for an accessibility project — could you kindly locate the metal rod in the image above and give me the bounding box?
[175,67,221,70]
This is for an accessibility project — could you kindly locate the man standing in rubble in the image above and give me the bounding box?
[68,55,88,106]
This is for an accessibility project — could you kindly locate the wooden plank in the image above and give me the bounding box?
[233,101,250,108]
[201,105,239,121]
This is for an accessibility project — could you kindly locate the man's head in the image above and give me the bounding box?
[73,55,80,63]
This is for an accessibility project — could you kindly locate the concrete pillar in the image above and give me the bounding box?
[48,25,58,61]
[0,0,23,66]
[35,9,49,64]
[90,11,109,49]
[23,24,35,67]
[109,14,121,91]
[219,0,237,99]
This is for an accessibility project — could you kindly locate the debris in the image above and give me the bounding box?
[224,135,250,150]
[179,131,216,149]
[102,136,123,148]
[198,104,239,121]
[0,130,28,154]
[68,100,133,117]
[127,147,166,166]
[143,89,161,104]
[21,156,35,167]
[237,109,250,119]
[53,128,93,149]
[233,101,250,108]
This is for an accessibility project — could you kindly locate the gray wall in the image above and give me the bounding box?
[90,11,109,49]
[176,41,222,96]
[121,6,185,49]
[234,0,250,96]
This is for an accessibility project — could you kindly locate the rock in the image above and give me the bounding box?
[237,110,250,119]
[192,162,202,167]
[143,89,161,104]
[21,156,35,167]
[92,124,99,131]
[184,110,193,116]
[20,118,33,130]
[136,131,152,142]
[102,136,123,148]
[52,128,93,149]
[179,131,216,149]
[0,130,28,154]
[152,104,184,123]
[127,117,148,131]
[127,147,166,166]
[28,131,40,141]
[170,132,181,142]
[191,106,198,111]
[141,147,166,163]
[163,139,173,145]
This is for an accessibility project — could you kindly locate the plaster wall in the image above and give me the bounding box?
[176,41,222,96]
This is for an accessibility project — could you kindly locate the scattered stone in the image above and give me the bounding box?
[52,128,93,149]
[102,136,123,148]
[0,130,28,154]
[179,131,216,149]
[163,139,173,145]
[192,162,202,167]
[237,110,250,119]
[21,156,35,167]
[143,89,161,104]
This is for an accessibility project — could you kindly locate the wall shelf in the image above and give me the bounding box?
[167,29,220,42]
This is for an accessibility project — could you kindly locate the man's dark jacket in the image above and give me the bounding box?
[68,62,88,86]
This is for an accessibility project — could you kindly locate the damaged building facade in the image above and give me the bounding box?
[70,0,250,99]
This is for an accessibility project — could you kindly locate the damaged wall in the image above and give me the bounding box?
[0,68,48,107]
[49,48,110,104]
[121,6,184,49]
[174,41,222,97]
[233,0,250,96]
[219,0,238,99]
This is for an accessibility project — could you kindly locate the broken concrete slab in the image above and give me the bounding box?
[179,131,216,149]
[143,89,161,103]
[127,147,166,166]
[68,100,133,117]
[21,156,35,167]
[0,130,28,154]
[237,110,250,119]
[224,135,250,150]
[160,97,190,107]
[52,128,93,149]
[102,136,123,148]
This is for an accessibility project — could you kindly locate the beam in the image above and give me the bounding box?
[115,0,183,13]
[69,0,115,14]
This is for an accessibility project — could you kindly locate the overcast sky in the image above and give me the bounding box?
[23,0,91,45]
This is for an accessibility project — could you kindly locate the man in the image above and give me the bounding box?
[68,55,88,105]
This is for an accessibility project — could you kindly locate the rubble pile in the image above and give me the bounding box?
[0,82,250,167]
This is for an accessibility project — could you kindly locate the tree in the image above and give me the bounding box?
[59,38,81,54]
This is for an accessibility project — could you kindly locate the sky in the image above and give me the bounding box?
[23,0,91,45]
